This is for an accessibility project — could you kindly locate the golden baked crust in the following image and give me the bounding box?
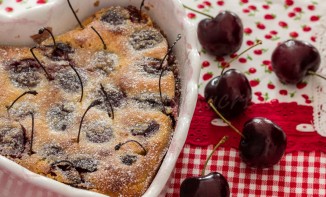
[0,6,178,197]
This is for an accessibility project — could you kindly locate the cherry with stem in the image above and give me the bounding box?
[115,140,147,156]
[91,26,107,50]
[76,100,103,143]
[180,136,230,197]
[208,100,286,168]
[159,34,181,113]
[68,62,84,102]
[30,47,53,80]
[67,0,84,29]
[6,91,38,112]
[100,84,114,119]
[28,112,35,155]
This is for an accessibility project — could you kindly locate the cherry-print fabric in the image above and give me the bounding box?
[167,0,326,196]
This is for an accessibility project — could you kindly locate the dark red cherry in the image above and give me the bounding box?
[239,117,287,168]
[204,76,220,101]
[180,136,229,197]
[210,69,251,119]
[180,172,230,197]
[271,39,321,84]
[197,11,243,57]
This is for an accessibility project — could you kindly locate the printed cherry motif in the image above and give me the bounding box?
[187,13,196,19]
[279,90,288,95]
[202,61,210,68]
[248,67,256,74]
[279,21,288,28]
[267,82,275,89]
[302,25,311,32]
[217,1,224,6]
[264,14,275,20]
[37,0,47,4]
[289,32,299,38]
[284,0,294,7]
[310,15,320,22]
[307,5,315,11]
[256,22,265,30]
[240,0,248,4]
[239,57,247,63]
[262,4,269,9]
[244,27,252,35]
[180,136,230,197]
[296,81,307,89]
[5,7,13,12]
[246,40,254,46]
[250,79,260,87]
[203,72,213,81]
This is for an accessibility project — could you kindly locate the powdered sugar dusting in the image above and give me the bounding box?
[0,5,179,197]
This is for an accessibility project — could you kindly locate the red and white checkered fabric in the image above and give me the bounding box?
[166,145,326,197]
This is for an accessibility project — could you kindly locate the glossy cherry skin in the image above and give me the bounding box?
[197,11,243,57]
[180,172,230,197]
[271,39,320,84]
[204,76,220,101]
[239,117,287,168]
[209,69,252,119]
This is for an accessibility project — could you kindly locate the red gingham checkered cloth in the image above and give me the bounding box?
[166,145,326,196]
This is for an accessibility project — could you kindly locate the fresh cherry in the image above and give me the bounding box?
[180,172,230,197]
[207,69,252,119]
[239,117,287,168]
[204,76,220,101]
[197,11,243,57]
[180,136,229,197]
[184,5,243,57]
[271,39,321,84]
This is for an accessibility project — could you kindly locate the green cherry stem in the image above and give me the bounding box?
[183,5,213,19]
[208,99,244,138]
[202,136,228,176]
[308,70,326,81]
[221,40,262,75]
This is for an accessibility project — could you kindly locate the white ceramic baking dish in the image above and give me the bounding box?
[0,0,200,196]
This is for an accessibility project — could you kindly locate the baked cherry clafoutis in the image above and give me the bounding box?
[0,5,180,197]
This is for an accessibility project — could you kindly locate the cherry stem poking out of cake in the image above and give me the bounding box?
[140,0,146,15]
[69,62,84,102]
[159,34,182,112]
[29,112,35,155]
[115,140,147,156]
[100,84,114,119]
[220,40,262,74]
[67,0,84,29]
[77,100,103,143]
[91,26,107,50]
[202,136,228,176]
[6,91,38,112]
[50,160,75,169]
[39,27,57,49]
[183,4,213,18]
[207,99,244,138]
[30,47,54,80]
